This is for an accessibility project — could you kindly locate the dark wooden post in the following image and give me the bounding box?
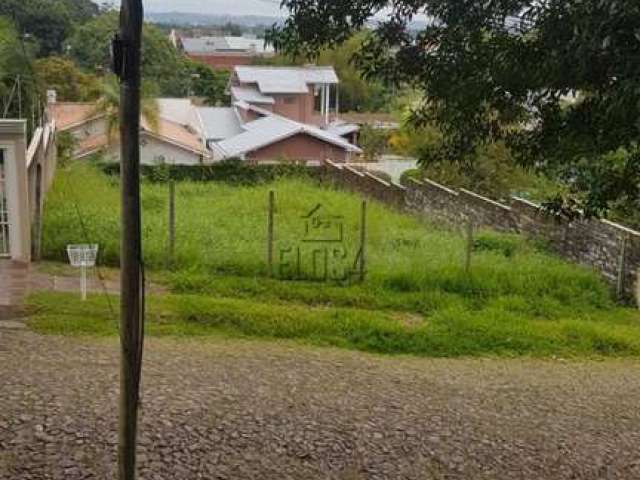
[616,235,628,301]
[117,1,144,479]
[359,200,367,281]
[464,219,473,274]
[167,180,175,268]
[267,190,274,277]
[636,268,640,309]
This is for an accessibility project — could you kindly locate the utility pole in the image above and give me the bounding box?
[113,1,145,479]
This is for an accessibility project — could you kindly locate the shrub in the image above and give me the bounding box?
[98,158,317,185]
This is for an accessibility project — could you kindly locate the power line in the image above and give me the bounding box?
[62,169,118,320]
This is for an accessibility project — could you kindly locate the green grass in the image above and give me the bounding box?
[34,161,640,357]
[27,290,640,357]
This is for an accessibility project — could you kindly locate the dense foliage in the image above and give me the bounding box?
[258,33,393,112]
[34,56,100,102]
[269,0,640,218]
[315,33,392,112]
[359,125,389,161]
[0,0,98,56]
[69,12,182,95]
[0,17,39,130]
[188,62,230,106]
[98,158,316,184]
[390,95,561,201]
[68,11,229,100]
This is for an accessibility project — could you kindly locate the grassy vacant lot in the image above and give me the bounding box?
[31,161,640,357]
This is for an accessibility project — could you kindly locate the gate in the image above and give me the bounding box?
[0,149,9,257]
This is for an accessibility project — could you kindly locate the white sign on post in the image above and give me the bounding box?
[66,244,99,301]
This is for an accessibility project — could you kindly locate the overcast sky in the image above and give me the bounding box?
[108,0,285,16]
[105,1,399,19]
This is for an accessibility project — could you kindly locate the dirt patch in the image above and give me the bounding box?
[392,311,425,328]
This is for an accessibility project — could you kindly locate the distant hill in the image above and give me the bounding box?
[146,11,428,32]
[146,11,283,27]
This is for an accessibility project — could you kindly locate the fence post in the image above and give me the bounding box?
[167,180,175,269]
[636,268,640,309]
[464,219,473,274]
[359,200,367,282]
[616,234,628,301]
[267,190,274,277]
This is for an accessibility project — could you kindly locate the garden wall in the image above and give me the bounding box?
[321,160,640,302]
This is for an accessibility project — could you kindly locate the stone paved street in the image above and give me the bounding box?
[1,327,640,479]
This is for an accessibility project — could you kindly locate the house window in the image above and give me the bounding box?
[314,86,322,112]
[282,96,296,105]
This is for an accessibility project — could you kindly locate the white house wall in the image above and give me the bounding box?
[139,135,203,165]
[106,134,203,166]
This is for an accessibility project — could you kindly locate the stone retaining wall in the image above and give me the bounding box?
[321,160,640,302]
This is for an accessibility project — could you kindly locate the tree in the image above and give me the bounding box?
[62,0,100,24]
[359,125,388,161]
[0,0,99,56]
[34,56,101,102]
[94,75,159,144]
[269,1,640,217]
[256,32,391,112]
[186,61,230,106]
[316,33,391,112]
[0,16,40,132]
[69,11,192,96]
[0,17,25,104]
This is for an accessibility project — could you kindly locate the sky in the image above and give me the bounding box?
[106,0,398,19]
[111,0,286,17]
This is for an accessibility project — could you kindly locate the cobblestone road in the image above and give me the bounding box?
[1,328,639,479]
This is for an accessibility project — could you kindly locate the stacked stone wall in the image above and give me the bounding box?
[321,160,640,301]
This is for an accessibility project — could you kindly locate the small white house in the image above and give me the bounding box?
[49,100,211,165]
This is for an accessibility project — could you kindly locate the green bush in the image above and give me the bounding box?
[399,168,422,186]
[97,158,318,185]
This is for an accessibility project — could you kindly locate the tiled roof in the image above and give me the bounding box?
[230,86,275,105]
[76,134,108,158]
[52,101,206,156]
[197,107,243,141]
[50,103,99,130]
[157,98,195,126]
[326,121,360,136]
[234,66,339,94]
[142,117,206,154]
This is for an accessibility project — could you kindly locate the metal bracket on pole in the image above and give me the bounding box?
[111,34,125,81]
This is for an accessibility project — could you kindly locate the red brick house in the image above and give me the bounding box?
[199,66,362,163]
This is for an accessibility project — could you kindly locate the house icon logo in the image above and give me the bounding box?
[301,204,344,243]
